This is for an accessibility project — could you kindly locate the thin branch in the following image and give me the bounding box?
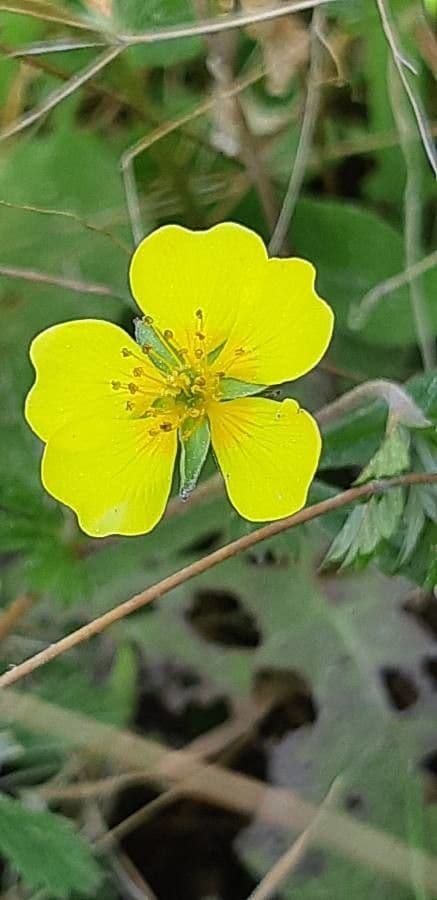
[0,264,127,301]
[0,200,131,256]
[350,248,437,329]
[375,0,437,177]
[269,7,325,254]
[0,472,436,690]
[96,790,180,851]
[7,39,108,57]
[248,777,342,900]
[0,45,122,143]
[388,62,436,370]
[121,65,264,243]
[7,0,336,56]
[121,0,335,45]
[2,689,437,893]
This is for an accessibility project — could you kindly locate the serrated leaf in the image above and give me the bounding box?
[356,425,411,483]
[179,418,211,499]
[375,487,404,540]
[324,505,366,565]
[345,498,380,560]
[0,793,101,898]
[398,488,426,564]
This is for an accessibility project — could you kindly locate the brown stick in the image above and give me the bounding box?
[0,472,435,690]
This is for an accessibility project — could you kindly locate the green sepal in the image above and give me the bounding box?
[179,418,211,500]
[207,341,226,366]
[134,317,177,373]
[219,377,266,400]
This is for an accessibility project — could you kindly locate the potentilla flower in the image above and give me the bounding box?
[25,223,334,537]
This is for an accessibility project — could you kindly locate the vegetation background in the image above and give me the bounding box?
[0,0,436,897]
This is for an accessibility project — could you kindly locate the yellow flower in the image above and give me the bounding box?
[25,223,333,537]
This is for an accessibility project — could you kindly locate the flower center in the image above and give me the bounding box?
[111,308,225,437]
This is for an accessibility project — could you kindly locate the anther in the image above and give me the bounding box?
[196,377,206,386]
[160,422,173,432]
[195,308,203,319]
[195,332,205,341]
[126,400,134,411]
[149,428,159,437]
[163,329,174,340]
[121,348,132,358]
[142,345,152,355]
[133,367,143,377]
[195,348,203,359]
[111,380,121,390]
[128,382,138,394]
[235,347,245,357]
[144,315,154,324]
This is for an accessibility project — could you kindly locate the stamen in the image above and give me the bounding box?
[132,367,144,377]
[121,348,132,358]
[163,329,174,340]
[196,332,205,341]
[195,348,203,359]
[144,315,154,324]
[125,400,134,411]
[160,421,173,432]
[128,382,138,394]
[195,308,203,319]
[111,380,121,390]
[235,347,245,357]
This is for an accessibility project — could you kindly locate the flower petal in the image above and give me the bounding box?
[219,257,334,385]
[42,415,177,537]
[130,225,333,386]
[208,397,321,521]
[129,223,267,359]
[25,319,166,442]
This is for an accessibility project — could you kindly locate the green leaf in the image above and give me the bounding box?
[397,488,426,564]
[356,425,411,483]
[219,377,266,400]
[0,793,101,898]
[293,198,437,347]
[179,418,211,499]
[323,505,366,564]
[324,487,405,569]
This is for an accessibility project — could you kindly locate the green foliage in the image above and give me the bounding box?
[293,199,437,347]
[0,793,101,897]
